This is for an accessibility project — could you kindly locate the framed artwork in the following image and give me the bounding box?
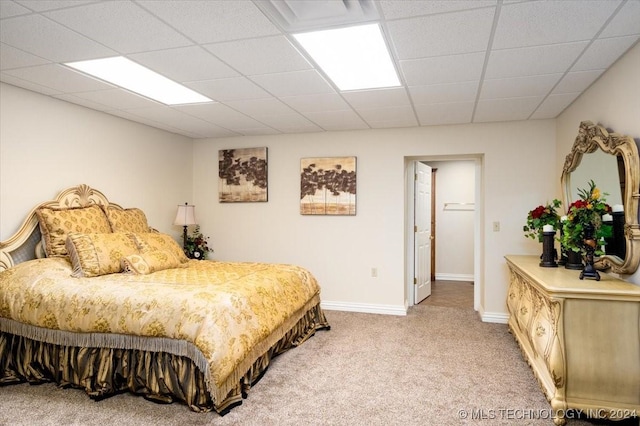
[300,156,356,215]
[218,147,268,202]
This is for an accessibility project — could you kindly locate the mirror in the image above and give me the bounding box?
[561,121,640,274]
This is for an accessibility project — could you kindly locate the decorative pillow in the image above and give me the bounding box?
[131,233,189,264]
[103,206,150,233]
[66,232,139,277]
[121,250,187,275]
[36,205,112,258]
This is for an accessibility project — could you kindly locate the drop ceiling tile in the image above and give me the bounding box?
[302,110,369,131]
[185,77,271,102]
[0,43,50,70]
[415,101,474,126]
[225,97,294,117]
[474,96,543,122]
[119,105,220,134]
[386,8,495,59]
[531,93,581,119]
[379,0,496,20]
[493,0,620,50]
[129,46,238,83]
[485,42,589,79]
[236,127,281,136]
[67,88,162,109]
[45,2,191,54]
[342,87,411,110]
[15,1,97,12]
[279,93,351,113]
[367,117,419,129]
[0,14,116,62]
[137,0,280,44]
[400,52,485,86]
[106,109,189,135]
[253,113,321,133]
[572,35,639,71]
[600,0,640,38]
[204,36,311,76]
[409,81,478,104]
[249,70,335,97]
[52,93,114,111]
[357,105,418,126]
[0,72,62,95]
[0,0,30,18]
[3,63,114,92]
[166,118,239,138]
[480,74,563,100]
[174,103,268,130]
[553,70,604,94]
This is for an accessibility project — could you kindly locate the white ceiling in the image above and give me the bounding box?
[1,0,638,139]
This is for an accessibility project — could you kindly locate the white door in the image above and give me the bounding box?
[414,161,432,304]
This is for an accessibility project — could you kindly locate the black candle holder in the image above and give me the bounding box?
[612,210,626,259]
[540,230,558,267]
[603,217,615,255]
[580,223,600,280]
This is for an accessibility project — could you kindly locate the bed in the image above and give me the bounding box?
[0,184,330,414]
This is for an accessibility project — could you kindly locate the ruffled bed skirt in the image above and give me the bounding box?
[0,304,330,415]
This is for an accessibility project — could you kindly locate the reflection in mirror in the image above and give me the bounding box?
[569,149,623,207]
[561,121,640,275]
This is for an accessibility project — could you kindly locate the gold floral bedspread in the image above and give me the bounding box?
[0,258,322,401]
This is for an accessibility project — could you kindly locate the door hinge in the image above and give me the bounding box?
[413,277,417,284]
[414,225,417,232]
[414,173,417,181]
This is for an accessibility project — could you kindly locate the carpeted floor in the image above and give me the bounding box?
[0,306,637,426]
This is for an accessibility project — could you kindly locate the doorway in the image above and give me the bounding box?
[405,156,482,311]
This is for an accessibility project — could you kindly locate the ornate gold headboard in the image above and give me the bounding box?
[0,184,123,271]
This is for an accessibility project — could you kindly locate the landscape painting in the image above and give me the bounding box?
[300,157,356,215]
[219,147,268,202]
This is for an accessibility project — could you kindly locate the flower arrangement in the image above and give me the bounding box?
[561,180,612,255]
[185,225,212,260]
[523,199,562,242]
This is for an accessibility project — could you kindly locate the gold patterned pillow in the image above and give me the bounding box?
[121,250,187,275]
[66,232,139,277]
[36,205,112,258]
[131,233,189,264]
[103,206,150,233]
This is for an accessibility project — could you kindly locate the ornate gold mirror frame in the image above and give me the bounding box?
[561,121,640,274]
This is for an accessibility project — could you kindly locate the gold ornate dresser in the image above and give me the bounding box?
[505,255,640,425]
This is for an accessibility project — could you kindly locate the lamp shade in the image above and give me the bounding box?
[173,203,197,226]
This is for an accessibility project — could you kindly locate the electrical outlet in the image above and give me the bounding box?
[493,221,500,232]
[371,267,378,278]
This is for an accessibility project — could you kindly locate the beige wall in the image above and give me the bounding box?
[193,120,557,319]
[2,44,637,318]
[556,42,640,283]
[426,160,476,281]
[0,83,194,240]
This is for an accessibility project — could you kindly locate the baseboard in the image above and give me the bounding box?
[321,300,407,316]
[480,310,509,324]
[435,273,474,282]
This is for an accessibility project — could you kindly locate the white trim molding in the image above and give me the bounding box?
[321,301,407,316]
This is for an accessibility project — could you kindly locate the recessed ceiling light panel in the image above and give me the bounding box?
[294,24,400,91]
[65,57,213,105]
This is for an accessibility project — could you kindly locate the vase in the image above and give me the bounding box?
[580,223,600,281]
[564,249,583,270]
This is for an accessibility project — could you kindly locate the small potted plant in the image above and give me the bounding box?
[523,199,562,242]
[185,225,212,260]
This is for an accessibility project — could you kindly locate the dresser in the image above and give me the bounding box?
[505,255,640,425]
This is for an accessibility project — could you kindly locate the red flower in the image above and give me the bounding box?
[530,205,546,219]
